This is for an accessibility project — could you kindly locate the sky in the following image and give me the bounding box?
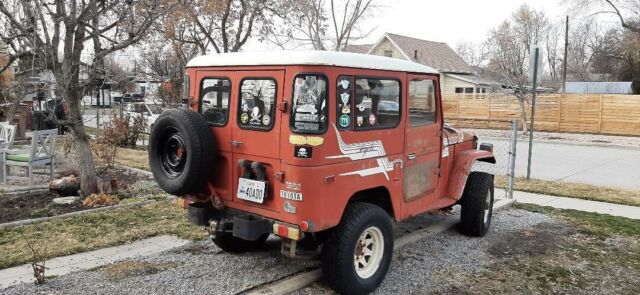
[362,0,570,46]
[245,0,576,51]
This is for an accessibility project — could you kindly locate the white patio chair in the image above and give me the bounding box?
[0,122,17,149]
[2,129,57,187]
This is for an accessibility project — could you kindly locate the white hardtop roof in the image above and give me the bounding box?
[186,50,439,74]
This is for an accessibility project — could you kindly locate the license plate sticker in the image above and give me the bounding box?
[237,178,266,203]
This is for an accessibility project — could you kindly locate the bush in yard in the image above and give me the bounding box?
[92,114,146,168]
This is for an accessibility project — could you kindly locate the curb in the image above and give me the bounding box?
[119,165,153,177]
[479,136,640,151]
[0,200,157,230]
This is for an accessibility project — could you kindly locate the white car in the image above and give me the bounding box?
[124,102,163,131]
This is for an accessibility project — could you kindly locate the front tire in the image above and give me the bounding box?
[460,172,495,237]
[321,203,393,295]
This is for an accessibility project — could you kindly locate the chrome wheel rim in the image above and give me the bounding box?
[354,226,384,279]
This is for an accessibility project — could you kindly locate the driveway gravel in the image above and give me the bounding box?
[2,208,550,295]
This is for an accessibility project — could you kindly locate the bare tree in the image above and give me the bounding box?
[162,0,279,55]
[485,5,552,133]
[575,0,640,33]
[0,0,169,194]
[268,0,377,51]
[455,41,487,67]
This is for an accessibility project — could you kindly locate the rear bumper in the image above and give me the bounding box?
[185,201,302,241]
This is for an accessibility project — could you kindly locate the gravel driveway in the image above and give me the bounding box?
[2,209,551,295]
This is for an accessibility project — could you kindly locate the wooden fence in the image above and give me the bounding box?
[443,94,640,136]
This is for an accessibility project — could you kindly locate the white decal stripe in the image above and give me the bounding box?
[327,124,395,179]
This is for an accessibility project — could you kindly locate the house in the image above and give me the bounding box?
[347,33,505,97]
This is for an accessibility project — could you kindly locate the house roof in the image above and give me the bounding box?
[368,33,474,74]
[186,50,438,74]
[345,44,373,54]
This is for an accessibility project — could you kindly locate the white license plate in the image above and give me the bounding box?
[237,178,266,203]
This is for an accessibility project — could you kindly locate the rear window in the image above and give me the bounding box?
[290,75,328,134]
[238,79,276,131]
[200,78,231,126]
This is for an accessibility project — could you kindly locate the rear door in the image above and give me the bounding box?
[231,71,285,213]
[403,74,442,204]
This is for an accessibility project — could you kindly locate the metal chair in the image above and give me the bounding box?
[2,129,57,187]
[0,122,17,149]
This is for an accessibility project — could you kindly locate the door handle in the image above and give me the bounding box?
[231,140,243,148]
[407,153,416,160]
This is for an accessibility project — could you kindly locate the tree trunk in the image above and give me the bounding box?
[67,90,98,195]
[518,98,528,134]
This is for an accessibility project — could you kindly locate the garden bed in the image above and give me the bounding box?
[0,167,157,224]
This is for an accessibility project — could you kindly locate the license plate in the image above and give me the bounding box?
[237,178,266,203]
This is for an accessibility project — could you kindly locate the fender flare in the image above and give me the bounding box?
[445,150,496,201]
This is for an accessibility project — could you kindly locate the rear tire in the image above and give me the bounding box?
[460,172,495,237]
[321,203,393,295]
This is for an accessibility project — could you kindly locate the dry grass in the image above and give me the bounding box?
[496,176,640,207]
[0,201,206,269]
[101,260,177,281]
[115,147,150,171]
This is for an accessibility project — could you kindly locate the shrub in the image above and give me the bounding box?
[92,113,146,168]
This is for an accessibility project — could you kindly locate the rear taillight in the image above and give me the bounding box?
[273,223,302,240]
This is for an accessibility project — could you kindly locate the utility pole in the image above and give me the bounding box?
[562,15,569,93]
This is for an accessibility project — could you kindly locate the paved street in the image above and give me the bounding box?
[487,138,640,190]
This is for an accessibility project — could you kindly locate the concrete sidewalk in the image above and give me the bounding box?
[513,190,640,220]
[0,235,188,289]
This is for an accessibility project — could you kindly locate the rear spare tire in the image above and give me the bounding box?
[149,109,215,195]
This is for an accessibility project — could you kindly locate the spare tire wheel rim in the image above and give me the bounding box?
[354,226,384,279]
[161,128,187,178]
[484,188,492,224]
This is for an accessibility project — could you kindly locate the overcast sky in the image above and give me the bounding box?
[245,0,579,51]
[362,0,570,45]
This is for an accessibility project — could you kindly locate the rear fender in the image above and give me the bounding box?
[445,150,495,201]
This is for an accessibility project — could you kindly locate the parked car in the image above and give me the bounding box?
[124,102,162,131]
[147,51,496,295]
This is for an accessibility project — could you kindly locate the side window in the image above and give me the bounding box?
[291,75,328,134]
[238,79,276,131]
[354,78,400,130]
[408,79,437,126]
[200,78,231,126]
[336,76,353,130]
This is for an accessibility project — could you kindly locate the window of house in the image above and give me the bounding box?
[455,87,464,94]
[408,79,437,126]
[238,79,276,131]
[354,78,400,130]
[200,78,231,126]
[383,50,393,57]
[336,75,354,130]
[464,87,474,94]
[291,74,328,134]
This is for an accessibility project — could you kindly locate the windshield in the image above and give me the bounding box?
[290,75,328,134]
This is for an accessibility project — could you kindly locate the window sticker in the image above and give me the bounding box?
[238,79,276,131]
[336,76,353,130]
[291,75,328,133]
